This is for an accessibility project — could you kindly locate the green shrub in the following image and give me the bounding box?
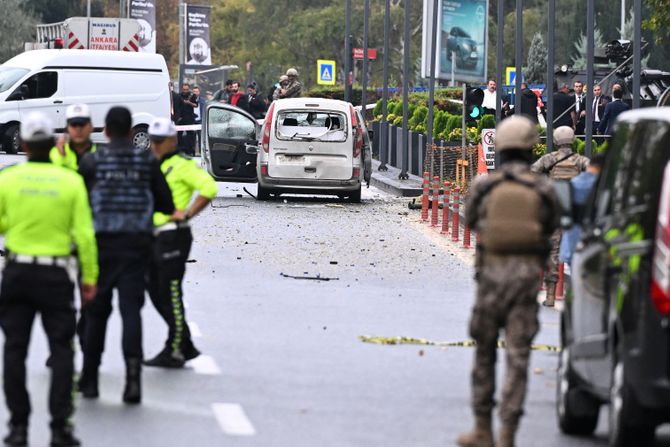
[373,99,383,117]
[446,115,462,136]
[477,115,496,135]
[409,106,428,130]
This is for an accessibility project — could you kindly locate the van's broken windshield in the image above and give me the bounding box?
[277,110,347,142]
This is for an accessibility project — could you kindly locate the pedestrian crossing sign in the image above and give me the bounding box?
[317,60,336,85]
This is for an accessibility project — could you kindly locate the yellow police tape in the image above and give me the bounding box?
[358,335,561,352]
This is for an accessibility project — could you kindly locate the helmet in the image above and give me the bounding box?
[286,68,298,77]
[494,115,538,151]
[279,75,289,82]
[553,126,575,146]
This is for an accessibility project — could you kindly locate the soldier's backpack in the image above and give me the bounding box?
[549,151,581,180]
[479,171,549,255]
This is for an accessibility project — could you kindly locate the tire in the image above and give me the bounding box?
[132,125,150,151]
[3,124,20,155]
[557,345,600,435]
[608,354,656,447]
[256,183,271,201]
[348,186,362,203]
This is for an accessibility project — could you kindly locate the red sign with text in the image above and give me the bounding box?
[353,48,377,60]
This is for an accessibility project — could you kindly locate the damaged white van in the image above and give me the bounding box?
[249,98,371,202]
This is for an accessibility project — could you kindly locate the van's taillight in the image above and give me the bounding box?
[651,163,670,315]
[262,103,275,153]
[349,105,362,158]
[352,167,360,179]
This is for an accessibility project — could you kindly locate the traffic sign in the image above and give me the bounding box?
[317,59,336,85]
[505,67,524,85]
[481,129,496,170]
[353,48,377,60]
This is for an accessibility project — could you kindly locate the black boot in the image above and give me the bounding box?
[77,357,99,398]
[143,348,185,368]
[50,425,81,447]
[123,357,142,404]
[182,342,201,361]
[3,424,27,447]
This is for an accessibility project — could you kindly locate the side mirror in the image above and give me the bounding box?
[553,180,574,229]
[245,143,259,155]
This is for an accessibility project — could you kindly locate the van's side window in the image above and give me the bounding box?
[16,71,58,100]
[625,121,670,223]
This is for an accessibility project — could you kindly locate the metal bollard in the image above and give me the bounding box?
[451,186,460,242]
[431,176,440,227]
[421,172,430,222]
[441,181,451,234]
[556,263,565,300]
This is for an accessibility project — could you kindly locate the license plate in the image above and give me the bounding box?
[278,154,306,164]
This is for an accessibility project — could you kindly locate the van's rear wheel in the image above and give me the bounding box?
[609,354,656,447]
[132,125,150,150]
[256,184,271,201]
[348,186,362,203]
[3,124,20,154]
[557,345,599,435]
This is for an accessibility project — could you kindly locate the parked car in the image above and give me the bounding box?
[443,26,478,69]
[201,102,260,182]
[0,49,170,153]
[248,98,370,202]
[558,107,670,447]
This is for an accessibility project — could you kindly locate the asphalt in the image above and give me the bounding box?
[0,154,667,446]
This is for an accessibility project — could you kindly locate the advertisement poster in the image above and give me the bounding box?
[129,0,156,53]
[185,5,212,65]
[422,0,488,83]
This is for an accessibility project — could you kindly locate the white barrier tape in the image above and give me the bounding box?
[175,124,202,132]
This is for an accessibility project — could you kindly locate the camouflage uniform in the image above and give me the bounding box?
[465,161,559,431]
[281,79,303,99]
[531,148,589,284]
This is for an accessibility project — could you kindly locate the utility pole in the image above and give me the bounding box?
[400,0,410,180]
[379,0,391,172]
[362,0,370,111]
[344,0,352,103]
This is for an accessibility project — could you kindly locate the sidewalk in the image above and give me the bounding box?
[370,160,423,197]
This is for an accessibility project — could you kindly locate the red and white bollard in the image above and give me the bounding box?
[451,186,460,242]
[556,263,565,300]
[421,172,430,222]
[463,224,471,249]
[431,176,440,227]
[441,181,451,235]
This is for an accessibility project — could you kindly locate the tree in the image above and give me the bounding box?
[643,0,670,44]
[0,0,37,63]
[525,32,546,84]
[570,27,605,70]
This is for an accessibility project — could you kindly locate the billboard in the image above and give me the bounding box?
[185,4,212,65]
[129,0,156,53]
[422,0,488,83]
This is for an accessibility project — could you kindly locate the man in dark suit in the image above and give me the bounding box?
[572,81,586,135]
[590,84,609,132]
[553,83,575,128]
[598,87,629,136]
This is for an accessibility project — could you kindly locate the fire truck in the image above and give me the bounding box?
[26,17,142,52]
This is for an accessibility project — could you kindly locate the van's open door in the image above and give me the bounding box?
[203,104,260,183]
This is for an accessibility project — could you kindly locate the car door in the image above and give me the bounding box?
[356,110,372,185]
[11,70,65,132]
[203,103,259,182]
[570,123,632,392]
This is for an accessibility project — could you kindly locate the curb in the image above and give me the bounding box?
[370,160,423,197]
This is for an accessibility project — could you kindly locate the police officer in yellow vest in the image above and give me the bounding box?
[50,104,97,170]
[144,117,217,368]
[0,112,98,447]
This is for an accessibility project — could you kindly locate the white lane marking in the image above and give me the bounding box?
[189,355,221,375]
[212,403,256,436]
[188,321,202,338]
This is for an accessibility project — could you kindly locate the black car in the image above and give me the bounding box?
[559,108,670,446]
[201,102,261,182]
[443,26,478,69]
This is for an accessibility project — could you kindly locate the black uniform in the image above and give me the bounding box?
[78,140,174,388]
